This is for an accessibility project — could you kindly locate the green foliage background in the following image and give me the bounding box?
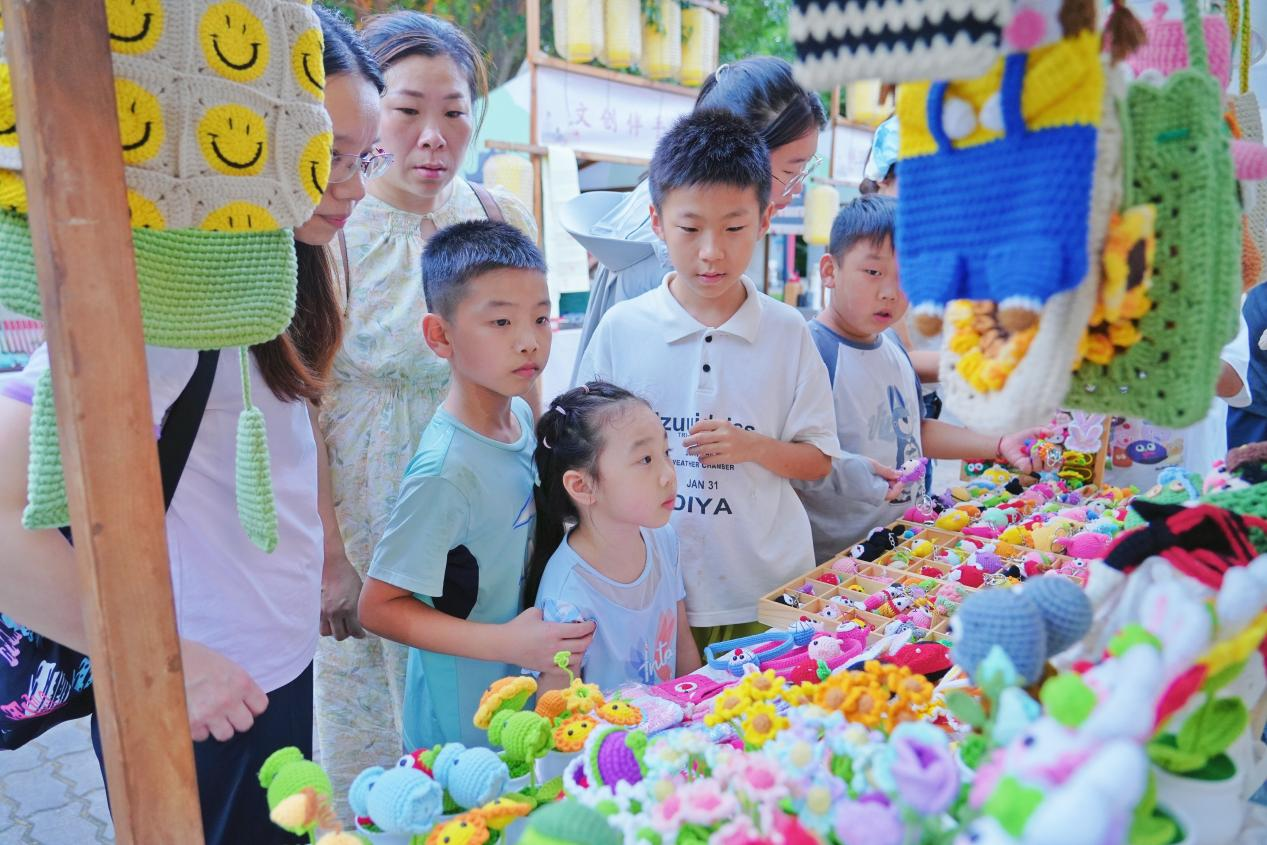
[330,0,795,89]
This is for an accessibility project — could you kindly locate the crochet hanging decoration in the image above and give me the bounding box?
[789,0,1010,89]
[0,0,332,551]
[936,59,1121,435]
[894,28,1104,338]
[1065,0,1242,429]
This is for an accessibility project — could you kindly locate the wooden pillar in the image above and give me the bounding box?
[1,1,204,842]
[528,0,544,242]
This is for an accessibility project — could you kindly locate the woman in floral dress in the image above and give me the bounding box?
[314,11,536,805]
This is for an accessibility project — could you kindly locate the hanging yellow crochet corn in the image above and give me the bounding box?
[803,183,839,246]
[642,0,682,81]
[845,80,893,127]
[680,6,717,86]
[600,0,641,69]
[553,0,604,64]
[482,154,534,213]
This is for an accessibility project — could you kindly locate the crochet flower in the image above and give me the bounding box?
[737,669,785,702]
[704,686,751,727]
[887,722,960,815]
[738,701,789,749]
[596,699,643,727]
[723,754,789,807]
[674,779,739,827]
[711,816,764,845]
[564,678,605,714]
[833,798,903,845]
[553,714,601,753]
[473,675,537,729]
[779,680,819,707]
[795,771,848,835]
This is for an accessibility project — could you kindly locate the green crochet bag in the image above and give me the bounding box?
[1065,0,1242,428]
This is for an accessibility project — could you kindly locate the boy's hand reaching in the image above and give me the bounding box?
[506,607,595,674]
[684,419,762,466]
[867,459,906,502]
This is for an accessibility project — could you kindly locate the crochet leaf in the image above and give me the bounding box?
[236,404,278,553]
[22,370,70,531]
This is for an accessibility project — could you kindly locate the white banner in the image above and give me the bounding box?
[832,122,874,187]
[534,65,695,160]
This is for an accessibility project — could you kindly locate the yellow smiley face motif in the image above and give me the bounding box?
[0,64,16,148]
[0,171,28,214]
[198,104,268,176]
[292,27,324,100]
[115,78,165,165]
[105,0,164,55]
[299,132,332,205]
[201,201,278,232]
[199,2,270,83]
[126,189,166,229]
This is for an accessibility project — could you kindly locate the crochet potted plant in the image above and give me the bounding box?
[1147,670,1251,845]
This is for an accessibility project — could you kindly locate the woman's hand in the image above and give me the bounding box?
[180,639,269,742]
[321,552,366,641]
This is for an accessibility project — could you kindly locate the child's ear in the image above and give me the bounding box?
[819,253,838,289]
[758,201,774,238]
[562,468,596,507]
[423,313,454,359]
[649,203,664,241]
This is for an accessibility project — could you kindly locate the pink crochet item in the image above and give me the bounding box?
[1127,2,1231,88]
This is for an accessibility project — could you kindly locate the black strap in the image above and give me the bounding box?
[58,350,219,543]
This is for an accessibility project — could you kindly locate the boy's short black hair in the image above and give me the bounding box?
[649,109,772,212]
[422,219,546,318]
[829,194,896,259]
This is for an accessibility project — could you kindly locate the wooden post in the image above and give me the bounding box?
[527,0,544,242]
[1,2,204,842]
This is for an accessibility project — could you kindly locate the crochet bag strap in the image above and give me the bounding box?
[470,180,506,224]
[926,52,1029,155]
[1181,0,1209,74]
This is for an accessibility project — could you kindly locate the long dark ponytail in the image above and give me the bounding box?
[525,382,646,607]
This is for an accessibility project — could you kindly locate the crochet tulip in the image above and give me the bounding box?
[887,723,960,814]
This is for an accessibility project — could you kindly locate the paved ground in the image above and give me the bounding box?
[0,718,113,844]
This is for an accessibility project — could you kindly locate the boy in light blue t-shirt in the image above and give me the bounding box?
[359,221,596,750]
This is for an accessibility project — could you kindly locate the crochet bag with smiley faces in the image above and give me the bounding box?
[0,1,332,549]
[0,0,331,351]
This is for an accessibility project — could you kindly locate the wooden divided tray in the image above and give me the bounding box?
[757,520,1089,644]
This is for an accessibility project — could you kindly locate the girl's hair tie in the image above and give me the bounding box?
[542,435,552,450]
[553,405,568,417]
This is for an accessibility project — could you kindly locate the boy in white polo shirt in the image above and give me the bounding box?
[575,110,840,647]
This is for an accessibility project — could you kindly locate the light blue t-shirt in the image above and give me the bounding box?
[536,525,685,693]
[368,398,537,750]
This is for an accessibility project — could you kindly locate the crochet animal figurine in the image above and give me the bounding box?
[258,747,335,841]
[433,742,512,810]
[1106,501,1267,588]
[950,575,1092,685]
[567,726,647,791]
[347,763,443,835]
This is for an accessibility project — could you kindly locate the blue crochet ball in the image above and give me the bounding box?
[366,765,442,833]
[950,589,1047,685]
[1021,575,1092,656]
[434,743,509,809]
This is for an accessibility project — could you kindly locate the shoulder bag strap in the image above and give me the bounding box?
[58,349,218,544]
[337,229,351,314]
[470,180,506,223]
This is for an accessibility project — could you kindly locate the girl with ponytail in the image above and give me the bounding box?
[527,382,702,694]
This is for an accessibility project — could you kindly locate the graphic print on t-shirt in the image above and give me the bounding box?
[863,386,921,505]
[628,609,677,684]
[660,410,761,517]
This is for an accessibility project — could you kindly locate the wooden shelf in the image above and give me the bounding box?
[531,53,700,98]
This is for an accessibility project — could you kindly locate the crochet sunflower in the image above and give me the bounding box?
[474,675,538,730]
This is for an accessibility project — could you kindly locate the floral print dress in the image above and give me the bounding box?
[315,177,535,808]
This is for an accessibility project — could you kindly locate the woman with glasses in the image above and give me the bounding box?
[566,56,827,381]
[312,10,537,812]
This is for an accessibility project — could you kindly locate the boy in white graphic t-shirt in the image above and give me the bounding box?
[575,110,841,648]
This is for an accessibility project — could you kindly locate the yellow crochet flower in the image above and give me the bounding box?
[738,670,785,702]
[780,681,818,707]
[739,701,788,748]
[705,686,752,727]
[564,679,605,714]
[473,676,538,730]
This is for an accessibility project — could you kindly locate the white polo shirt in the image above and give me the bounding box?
[575,274,841,626]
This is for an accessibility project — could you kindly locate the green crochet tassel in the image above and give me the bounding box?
[236,348,278,553]
[22,370,70,531]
